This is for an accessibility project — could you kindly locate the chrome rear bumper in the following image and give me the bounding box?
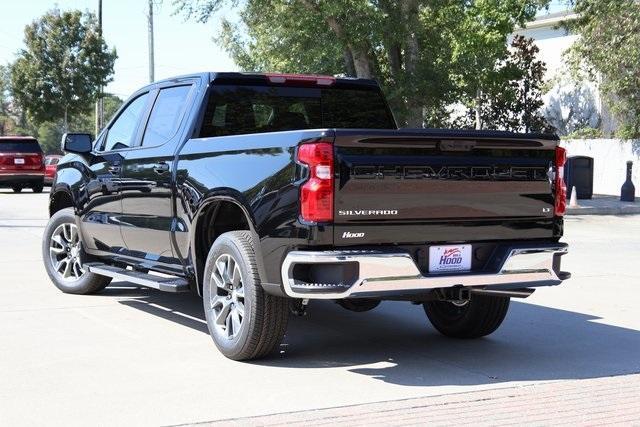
[281,244,568,299]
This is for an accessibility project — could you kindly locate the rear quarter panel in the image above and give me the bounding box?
[175,129,334,284]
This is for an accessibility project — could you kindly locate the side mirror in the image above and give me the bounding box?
[61,133,93,154]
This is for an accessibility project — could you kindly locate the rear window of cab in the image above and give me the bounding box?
[198,84,395,138]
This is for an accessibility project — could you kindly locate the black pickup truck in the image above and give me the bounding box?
[43,72,569,360]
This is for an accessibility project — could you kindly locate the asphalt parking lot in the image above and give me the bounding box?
[1,189,639,425]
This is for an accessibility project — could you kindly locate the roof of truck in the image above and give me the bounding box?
[151,72,379,88]
[210,72,380,88]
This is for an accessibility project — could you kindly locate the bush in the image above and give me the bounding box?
[563,127,602,139]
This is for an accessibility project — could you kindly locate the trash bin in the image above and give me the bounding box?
[565,156,594,199]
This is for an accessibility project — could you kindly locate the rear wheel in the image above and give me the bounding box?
[423,294,510,338]
[203,231,289,361]
[42,208,111,294]
[32,183,44,193]
[12,186,22,193]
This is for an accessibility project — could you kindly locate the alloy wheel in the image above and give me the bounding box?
[49,222,85,281]
[209,254,245,340]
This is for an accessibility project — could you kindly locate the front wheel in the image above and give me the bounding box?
[203,231,289,361]
[42,208,111,294]
[423,294,510,339]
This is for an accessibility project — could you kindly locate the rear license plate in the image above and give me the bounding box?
[429,244,472,273]
[14,158,25,164]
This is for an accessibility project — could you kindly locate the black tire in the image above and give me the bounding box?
[423,294,510,339]
[12,186,22,193]
[32,183,44,193]
[203,231,289,361]
[42,208,111,295]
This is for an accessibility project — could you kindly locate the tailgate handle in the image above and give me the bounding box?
[440,140,476,151]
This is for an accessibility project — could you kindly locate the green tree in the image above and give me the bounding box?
[36,93,123,154]
[445,0,548,129]
[0,65,13,135]
[508,35,549,132]
[457,35,550,132]
[10,9,117,132]
[567,0,640,138]
[175,0,547,128]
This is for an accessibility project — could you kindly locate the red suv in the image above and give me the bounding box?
[0,136,45,193]
[44,155,62,185]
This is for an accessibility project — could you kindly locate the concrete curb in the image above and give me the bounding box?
[567,204,640,216]
[565,194,640,216]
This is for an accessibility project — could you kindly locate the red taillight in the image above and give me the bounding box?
[27,154,44,169]
[265,73,336,86]
[554,147,567,216]
[298,142,334,222]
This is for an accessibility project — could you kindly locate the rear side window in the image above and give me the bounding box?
[142,85,192,147]
[199,84,394,138]
[0,140,42,153]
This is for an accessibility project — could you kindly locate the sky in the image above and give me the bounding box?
[0,0,238,99]
[0,1,571,102]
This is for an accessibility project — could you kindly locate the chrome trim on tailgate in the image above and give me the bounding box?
[281,245,568,299]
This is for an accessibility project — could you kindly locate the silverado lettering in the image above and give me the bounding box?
[338,210,398,216]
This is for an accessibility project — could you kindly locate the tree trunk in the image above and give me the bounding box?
[402,31,422,126]
[351,46,373,78]
[63,107,69,133]
[404,33,419,77]
[523,80,530,133]
[401,0,422,127]
[475,88,482,130]
[323,14,373,79]
[387,44,402,78]
[404,26,422,131]
[343,48,356,77]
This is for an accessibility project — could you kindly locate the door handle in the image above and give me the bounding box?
[153,162,170,174]
[107,165,121,174]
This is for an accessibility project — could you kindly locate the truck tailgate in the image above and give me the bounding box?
[333,129,559,245]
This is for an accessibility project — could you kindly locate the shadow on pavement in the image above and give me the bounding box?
[107,283,640,387]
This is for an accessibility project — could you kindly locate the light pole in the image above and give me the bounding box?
[148,0,155,83]
[95,0,104,136]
